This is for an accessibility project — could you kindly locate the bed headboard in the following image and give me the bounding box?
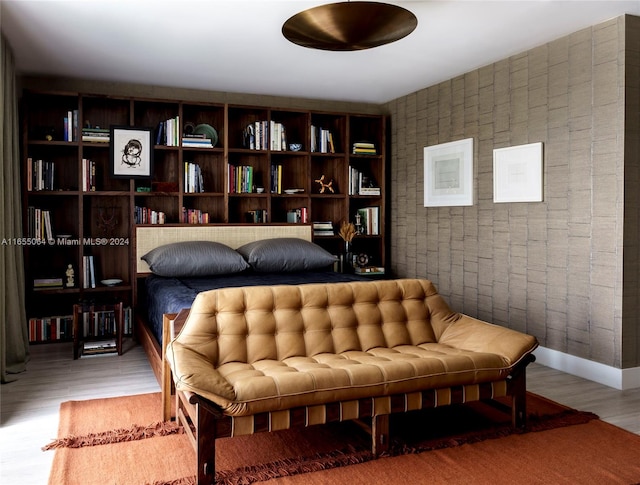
[136,225,312,274]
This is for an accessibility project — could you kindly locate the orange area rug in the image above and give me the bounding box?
[45,392,640,484]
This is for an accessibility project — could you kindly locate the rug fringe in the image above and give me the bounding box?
[215,445,374,485]
[42,421,183,451]
[148,446,374,485]
[147,477,196,485]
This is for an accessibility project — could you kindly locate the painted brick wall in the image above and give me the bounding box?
[385,15,640,369]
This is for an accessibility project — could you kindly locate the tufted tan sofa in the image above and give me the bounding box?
[166,278,538,484]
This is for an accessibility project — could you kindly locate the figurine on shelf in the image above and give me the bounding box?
[315,174,334,194]
[65,264,75,288]
[354,212,363,235]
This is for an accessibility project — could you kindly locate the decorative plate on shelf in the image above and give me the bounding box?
[192,124,218,147]
[101,279,123,286]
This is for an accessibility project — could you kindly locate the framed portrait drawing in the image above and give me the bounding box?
[424,138,474,207]
[110,126,154,179]
[493,142,543,203]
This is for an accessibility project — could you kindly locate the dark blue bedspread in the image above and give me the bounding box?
[145,271,369,345]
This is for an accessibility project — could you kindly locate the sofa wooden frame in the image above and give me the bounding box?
[167,325,535,484]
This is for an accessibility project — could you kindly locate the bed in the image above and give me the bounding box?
[135,225,369,384]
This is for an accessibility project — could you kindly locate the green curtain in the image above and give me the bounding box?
[1,34,29,383]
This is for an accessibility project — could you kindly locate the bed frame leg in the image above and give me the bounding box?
[372,414,389,456]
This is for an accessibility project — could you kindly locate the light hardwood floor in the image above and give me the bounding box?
[1,342,639,484]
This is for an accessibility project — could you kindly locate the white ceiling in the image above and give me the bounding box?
[2,1,640,104]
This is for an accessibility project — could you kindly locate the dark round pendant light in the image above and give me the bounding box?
[282,2,418,51]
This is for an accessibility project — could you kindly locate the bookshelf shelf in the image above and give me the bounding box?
[22,90,386,343]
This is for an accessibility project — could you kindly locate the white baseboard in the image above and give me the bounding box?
[532,346,640,390]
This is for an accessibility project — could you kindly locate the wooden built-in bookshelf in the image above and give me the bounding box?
[21,90,387,343]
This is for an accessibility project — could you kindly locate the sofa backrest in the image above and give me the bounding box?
[174,278,463,366]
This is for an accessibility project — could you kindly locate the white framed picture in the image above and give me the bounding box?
[424,138,474,207]
[493,142,543,203]
[110,126,154,179]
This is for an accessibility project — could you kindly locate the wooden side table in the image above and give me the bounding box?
[72,302,124,359]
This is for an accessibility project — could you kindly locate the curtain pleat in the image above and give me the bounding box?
[1,34,29,383]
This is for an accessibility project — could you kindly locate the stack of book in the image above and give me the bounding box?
[245,209,268,223]
[83,340,117,355]
[33,277,63,290]
[228,164,254,193]
[313,221,334,236]
[77,308,118,340]
[28,315,73,342]
[157,116,180,146]
[242,121,270,150]
[182,134,213,148]
[64,110,79,141]
[82,158,96,191]
[27,158,55,191]
[27,207,54,241]
[349,166,381,196]
[181,208,210,224]
[356,206,380,235]
[123,306,133,335]
[81,127,109,143]
[287,207,308,224]
[310,125,335,153]
[270,121,287,151]
[184,162,205,193]
[83,255,96,288]
[352,142,377,155]
[134,206,166,224]
[270,164,283,194]
[354,266,385,275]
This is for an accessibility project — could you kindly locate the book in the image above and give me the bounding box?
[356,206,380,235]
[33,277,63,289]
[182,135,213,148]
[355,266,385,275]
[353,141,377,155]
[29,159,55,191]
[134,206,166,224]
[310,125,336,153]
[82,127,109,143]
[244,209,268,223]
[82,158,96,191]
[43,210,53,241]
[313,220,334,236]
[83,255,96,288]
[184,162,205,192]
[28,315,73,342]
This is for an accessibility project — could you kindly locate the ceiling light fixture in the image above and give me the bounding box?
[282,1,418,51]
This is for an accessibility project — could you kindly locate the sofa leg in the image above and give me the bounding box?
[372,414,389,456]
[196,402,217,485]
[511,364,528,429]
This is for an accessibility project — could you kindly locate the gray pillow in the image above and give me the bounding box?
[236,238,337,272]
[142,241,249,277]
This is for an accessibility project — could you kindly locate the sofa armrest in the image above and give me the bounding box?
[166,341,236,407]
[438,315,538,366]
